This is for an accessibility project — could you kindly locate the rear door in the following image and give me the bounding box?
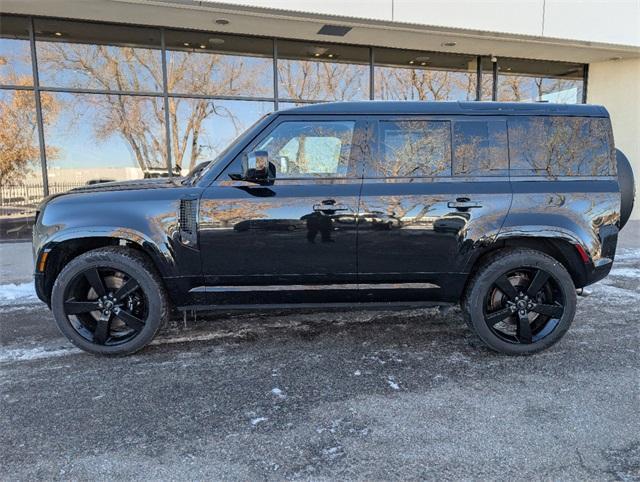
[198,115,367,304]
[357,115,512,302]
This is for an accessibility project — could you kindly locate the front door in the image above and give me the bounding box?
[357,116,512,302]
[198,115,367,305]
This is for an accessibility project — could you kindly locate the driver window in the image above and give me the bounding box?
[254,120,357,178]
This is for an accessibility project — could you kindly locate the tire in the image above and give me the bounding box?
[51,246,169,356]
[616,149,636,230]
[462,248,576,355]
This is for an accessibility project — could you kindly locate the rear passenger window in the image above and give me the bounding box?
[371,120,451,177]
[509,117,614,176]
[453,120,508,176]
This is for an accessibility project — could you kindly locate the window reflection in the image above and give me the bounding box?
[35,19,163,92]
[165,30,273,97]
[372,120,451,177]
[277,40,369,101]
[509,117,613,176]
[453,120,508,175]
[170,98,273,174]
[0,16,32,85]
[497,58,584,103]
[0,89,45,238]
[375,48,477,101]
[44,93,166,188]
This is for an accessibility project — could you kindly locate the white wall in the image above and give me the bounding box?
[588,58,640,219]
[216,0,640,46]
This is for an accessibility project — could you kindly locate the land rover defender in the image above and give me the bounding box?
[32,101,636,355]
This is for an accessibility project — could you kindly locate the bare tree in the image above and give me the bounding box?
[37,43,271,172]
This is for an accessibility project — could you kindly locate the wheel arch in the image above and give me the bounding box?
[464,235,589,295]
[38,230,171,304]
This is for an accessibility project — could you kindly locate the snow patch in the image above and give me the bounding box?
[591,282,640,301]
[271,387,286,398]
[609,267,640,279]
[387,378,400,390]
[614,249,640,261]
[0,283,38,304]
[0,346,81,363]
[322,446,344,460]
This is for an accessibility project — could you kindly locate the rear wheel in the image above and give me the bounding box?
[51,247,169,356]
[462,248,576,355]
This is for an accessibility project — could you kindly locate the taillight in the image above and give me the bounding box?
[575,244,590,264]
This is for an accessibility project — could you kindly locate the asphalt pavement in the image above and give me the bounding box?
[1,223,639,480]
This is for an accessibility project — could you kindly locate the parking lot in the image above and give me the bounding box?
[1,223,639,480]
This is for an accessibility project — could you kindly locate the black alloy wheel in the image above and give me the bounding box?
[463,248,577,355]
[62,266,148,346]
[483,268,565,345]
[51,247,168,355]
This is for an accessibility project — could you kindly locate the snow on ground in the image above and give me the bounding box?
[0,346,82,363]
[609,267,640,278]
[0,282,38,305]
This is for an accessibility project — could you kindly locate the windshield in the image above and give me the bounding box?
[186,114,272,185]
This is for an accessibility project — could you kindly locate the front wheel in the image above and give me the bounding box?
[51,247,169,356]
[462,248,577,355]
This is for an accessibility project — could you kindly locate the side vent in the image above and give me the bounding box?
[179,197,198,246]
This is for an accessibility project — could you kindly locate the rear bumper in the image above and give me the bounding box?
[581,223,618,287]
[583,260,613,287]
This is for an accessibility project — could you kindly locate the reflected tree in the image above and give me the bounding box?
[375,67,477,101]
[498,75,581,103]
[0,72,59,185]
[37,43,270,173]
[278,60,367,101]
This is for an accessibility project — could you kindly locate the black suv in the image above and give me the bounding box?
[32,102,636,356]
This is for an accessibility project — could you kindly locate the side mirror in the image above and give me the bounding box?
[242,150,275,184]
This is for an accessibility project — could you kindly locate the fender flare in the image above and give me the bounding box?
[42,226,177,278]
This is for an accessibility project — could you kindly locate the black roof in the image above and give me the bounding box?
[279,101,609,117]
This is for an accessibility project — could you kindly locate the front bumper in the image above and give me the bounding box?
[34,272,50,306]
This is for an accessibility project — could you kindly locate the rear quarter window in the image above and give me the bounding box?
[508,116,614,176]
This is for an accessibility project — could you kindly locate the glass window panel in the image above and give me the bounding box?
[371,120,451,178]
[254,121,356,177]
[0,89,44,239]
[277,40,369,101]
[170,98,273,174]
[497,57,584,103]
[374,48,477,101]
[509,117,614,176]
[34,19,162,92]
[44,93,166,190]
[0,15,32,86]
[453,120,508,176]
[165,30,273,97]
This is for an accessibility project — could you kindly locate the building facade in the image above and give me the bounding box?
[0,0,638,238]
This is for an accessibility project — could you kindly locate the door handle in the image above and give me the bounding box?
[313,203,349,213]
[447,198,482,209]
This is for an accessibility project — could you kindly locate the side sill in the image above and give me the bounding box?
[176,300,454,312]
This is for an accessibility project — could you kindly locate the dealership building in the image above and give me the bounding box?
[0,0,639,236]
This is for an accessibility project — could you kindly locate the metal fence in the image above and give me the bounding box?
[0,183,87,239]
[0,182,85,211]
